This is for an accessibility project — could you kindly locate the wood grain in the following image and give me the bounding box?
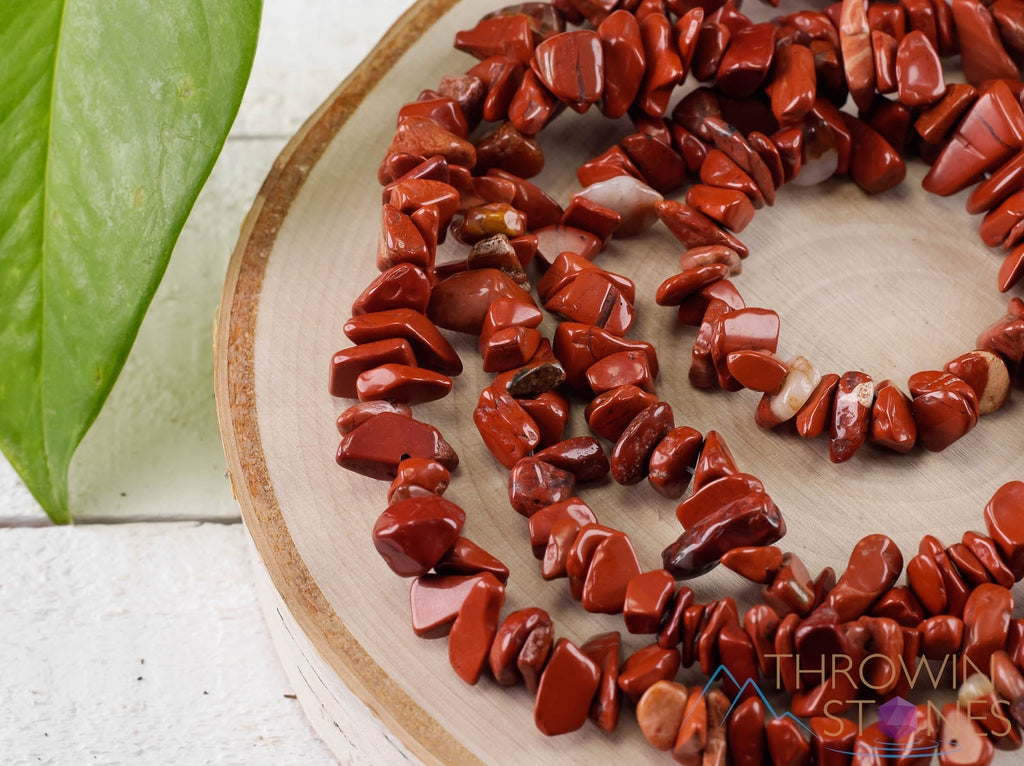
[217,0,1023,762]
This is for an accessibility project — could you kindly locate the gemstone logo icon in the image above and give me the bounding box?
[877,696,918,741]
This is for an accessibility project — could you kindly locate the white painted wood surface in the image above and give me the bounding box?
[0,1,415,762]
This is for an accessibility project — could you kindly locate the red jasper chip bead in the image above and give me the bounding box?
[508,456,576,517]
[528,497,597,557]
[410,573,490,638]
[610,401,675,485]
[597,11,646,119]
[448,572,506,684]
[533,30,605,112]
[676,473,766,528]
[534,437,610,482]
[580,631,621,733]
[618,644,681,702]
[534,639,601,736]
[795,372,840,438]
[372,494,466,577]
[624,570,676,633]
[585,384,659,441]
[329,339,419,399]
[908,370,981,452]
[984,481,1024,580]
[489,607,554,689]
[721,545,784,584]
[351,263,433,317]
[582,531,643,613]
[434,537,510,583]
[355,363,452,404]
[829,370,874,462]
[336,400,411,435]
[869,379,917,452]
[726,349,788,393]
[337,412,458,480]
[647,425,702,499]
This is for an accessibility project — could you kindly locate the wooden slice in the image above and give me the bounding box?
[216,0,1023,762]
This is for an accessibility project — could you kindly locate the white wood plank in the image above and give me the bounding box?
[0,522,336,764]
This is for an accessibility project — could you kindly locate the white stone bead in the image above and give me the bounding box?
[572,175,663,236]
[768,356,822,423]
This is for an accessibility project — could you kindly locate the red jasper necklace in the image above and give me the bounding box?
[330,0,1024,762]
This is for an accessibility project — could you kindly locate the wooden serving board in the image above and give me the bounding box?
[215,0,1023,762]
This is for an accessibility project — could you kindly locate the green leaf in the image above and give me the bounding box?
[0,0,261,523]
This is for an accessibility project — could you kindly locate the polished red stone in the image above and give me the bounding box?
[895,30,945,106]
[714,22,776,98]
[583,532,643,613]
[795,372,840,438]
[676,473,766,528]
[336,401,411,435]
[560,195,622,241]
[763,553,817,617]
[945,351,1011,415]
[721,545,783,584]
[580,630,621,732]
[532,223,603,266]
[699,598,741,675]
[434,536,509,583]
[621,132,686,193]
[352,265,430,318]
[337,412,457,480]
[532,30,604,112]
[388,457,450,502]
[585,350,655,395]
[908,370,980,452]
[427,268,530,337]
[638,12,684,116]
[534,638,601,735]
[448,573,505,684]
[869,379,917,452]
[473,390,540,468]
[489,607,553,689]
[473,122,545,178]
[585,384,660,441]
[508,69,560,136]
[963,531,1015,588]
[702,116,776,205]
[531,438,608,483]
[909,553,949,619]
[378,203,430,271]
[663,490,785,579]
[691,429,739,491]
[868,3,907,40]
[566,523,617,599]
[954,0,1021,86]
[915,84,979,146]
[647,426,703,499]
[528,497,597,558]
[372,495,465,577]
[829,370,874,462]
[710,307,781,391]
[924,81,1024,196]
[872,30,899,94]
[619,644,681,702]
[508,456,576,517]
[598,10,646,118]
[840,113,906,193]
[839,0,877,111]
[481,327,541,373]
[984,481,1024,580]
[770,43,816,122]
[610,401,675,485]
[355,363,452,405]
[939,702,996,766]
[410,573,494,638]
[822,535,903,621]
[455,14,534,62]
[676,279,746,327]
[329,339,418,399]
[541,517,580,579]
[870,585,924,627]
[545,272,634,336]
[576,144,643,186]
[554,322,657,392]
[726,349,788,393]
[467,58,525,123]
[382,116,476,180]
[700,148,766,209]
[656,264,730,306]
[673,687,708,761]
[766,714,811,766]
[624,570,676,634]
[692,21,731,83]
[685,184,755,231]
